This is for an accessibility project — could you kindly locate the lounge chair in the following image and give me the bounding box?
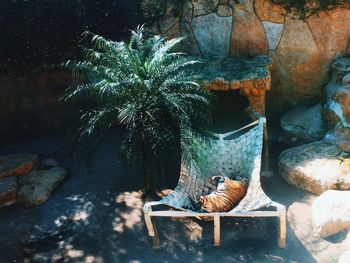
[143,117,286,248]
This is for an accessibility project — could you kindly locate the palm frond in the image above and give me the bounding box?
[63,25,213,165]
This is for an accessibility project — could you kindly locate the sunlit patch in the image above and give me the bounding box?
[73,210,90,221]
[85,255,104,263]
[66,249,84,258]
[113,191,144,233]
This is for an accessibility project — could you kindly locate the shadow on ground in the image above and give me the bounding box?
[0,131,318,263]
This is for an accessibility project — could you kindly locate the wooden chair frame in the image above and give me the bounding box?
[143,118,287,248]
[143,200,286,248]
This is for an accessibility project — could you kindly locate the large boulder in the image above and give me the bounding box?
[312,190,350,238]
[280,103,326,141]
[0,176,17,207]
[0,154,39,179]
[18,167,67,206]
[279,141,350,195]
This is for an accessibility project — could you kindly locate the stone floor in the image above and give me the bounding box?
[0,131,348,263]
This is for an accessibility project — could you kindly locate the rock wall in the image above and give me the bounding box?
[142,0,350,113]
[1,0,350,135]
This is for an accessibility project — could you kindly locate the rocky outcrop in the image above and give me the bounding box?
[18,167,67,206]
[279,141,350,195]
[141,1,350,113]
[0,154,39,179]
[0,155,66,207]
[280,103,326,141]
[312,190,350,238]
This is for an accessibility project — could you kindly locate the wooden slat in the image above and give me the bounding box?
[149,210,280,217]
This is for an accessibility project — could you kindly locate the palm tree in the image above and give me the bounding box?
[63,25,212,193]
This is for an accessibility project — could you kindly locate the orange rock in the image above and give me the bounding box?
[0,154,39,180]
[230,2,268,56]
[291,52,328,102]
[254,0,287,23]
[269,15,325,108]
[307,8,350,61]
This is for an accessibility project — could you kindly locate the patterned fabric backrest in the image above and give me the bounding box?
[160,118,271,212]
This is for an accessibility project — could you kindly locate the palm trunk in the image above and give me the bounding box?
[139,127,152,193]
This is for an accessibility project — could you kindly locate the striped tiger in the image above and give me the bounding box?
[191,175,248,213]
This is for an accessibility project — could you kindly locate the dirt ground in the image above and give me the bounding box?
[0,131,348,263]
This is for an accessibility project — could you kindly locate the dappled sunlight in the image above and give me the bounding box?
[61,245,104,263]
[113,191,144,233]
[73,211,90,222]
[65,194,95,225]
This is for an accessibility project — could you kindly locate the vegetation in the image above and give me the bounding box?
[62,25,212,193]
[272,0,349,18]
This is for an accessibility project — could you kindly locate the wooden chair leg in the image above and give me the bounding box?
[143,202,162,249]
[278,209,287,248]
[214,215,221,247]
[152,218,160,249]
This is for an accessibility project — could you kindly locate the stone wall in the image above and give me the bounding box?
[141,0,350,113]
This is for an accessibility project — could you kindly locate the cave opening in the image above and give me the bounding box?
[211,90,251,133]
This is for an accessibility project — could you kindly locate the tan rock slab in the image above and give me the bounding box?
[279,141,350,195]
[0,154,39,180]
[312,190,350,238]
[18,167,67,206]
